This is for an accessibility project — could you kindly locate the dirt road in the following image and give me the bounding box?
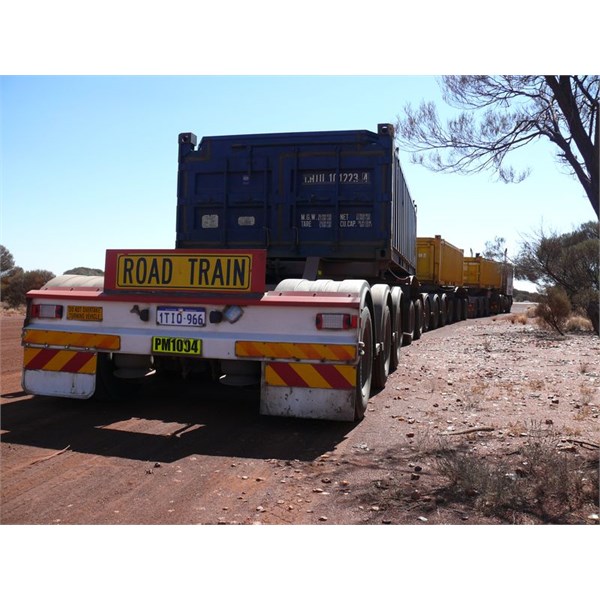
[2,307,598,525]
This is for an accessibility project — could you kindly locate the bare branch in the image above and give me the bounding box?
[395,76,599,217]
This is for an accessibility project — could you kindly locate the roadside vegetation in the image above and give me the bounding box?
[1,245,103,308]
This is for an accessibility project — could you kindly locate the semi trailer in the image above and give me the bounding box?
[416,235,468,331]
[20,123,508,423]
[463,255,514,317]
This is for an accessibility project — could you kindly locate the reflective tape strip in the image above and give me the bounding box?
[23,348,97,374]
[265,362,356,389]
[23,329,120,350]
[236,341,356,362]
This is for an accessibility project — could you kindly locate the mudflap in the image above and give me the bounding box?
[259,362,357,421]
[22,370,96,399]
[260,385,356,421]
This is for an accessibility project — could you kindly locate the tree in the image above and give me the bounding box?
[514,221,599,334]
[2,268,55,307]
[1,245,15,277]
[395,76,599,218]
[482,236,507,262]
[64,267,104,276]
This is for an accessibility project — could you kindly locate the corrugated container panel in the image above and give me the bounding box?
[463,256,504,289]
[176,125,417,276]
[416,236,464,286]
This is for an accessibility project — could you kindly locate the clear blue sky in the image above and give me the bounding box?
[2,75,596,291]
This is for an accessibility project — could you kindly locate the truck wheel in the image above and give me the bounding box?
[413,297,423,340]
[439,294,448,327]
[390,288,403,371]
[429,295,440,330]
[421,294,430,333]
[372,303,391,390]
[446,297,454,325]
[461,298,468,320]
[354,306,373,421]
[402,297,415,346]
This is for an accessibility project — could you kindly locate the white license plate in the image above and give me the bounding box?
[156,306,206,327]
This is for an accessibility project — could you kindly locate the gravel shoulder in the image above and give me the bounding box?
[2,305,598,598]
[2,306,598,526]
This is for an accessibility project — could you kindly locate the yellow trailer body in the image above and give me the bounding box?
[416,236,464,286]
[463,256,504,289]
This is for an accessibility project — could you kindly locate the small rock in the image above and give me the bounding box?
[411,473,420,481]
[318,516,328,521]
[406,432,415,438]
[417,516,428,522]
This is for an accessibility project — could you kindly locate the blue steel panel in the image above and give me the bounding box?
[176,126,417,275]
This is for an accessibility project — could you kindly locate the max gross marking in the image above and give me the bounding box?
[116,254,252,290]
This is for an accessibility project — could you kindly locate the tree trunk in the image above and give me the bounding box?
[587,299,599,335]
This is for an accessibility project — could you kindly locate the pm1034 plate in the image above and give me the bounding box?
[156,306,206,327]
[151,336,202,356]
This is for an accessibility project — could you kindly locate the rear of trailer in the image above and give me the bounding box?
[416,236,468,330]
[21,124,421,422]
[463,256,513,317]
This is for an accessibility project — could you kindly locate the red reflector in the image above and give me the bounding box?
[31,304,63,319]
[316,313,357,330]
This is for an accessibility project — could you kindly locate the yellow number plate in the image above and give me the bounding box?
[67,306,103,321]
[151,336,202,356]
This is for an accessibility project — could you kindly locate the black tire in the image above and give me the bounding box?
[446,297,454,325]
[373,304,391,390]
[421,295,430,333]
[413,297,423,340]
[402,298,415,346]
[429,295,440,330]
[439,294,448,327]
[390,292,403,372]
[354,306,373,421]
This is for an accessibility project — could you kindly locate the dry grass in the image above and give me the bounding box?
[432,422,599,523]
[564,315,594,332]
[506,313,529,325]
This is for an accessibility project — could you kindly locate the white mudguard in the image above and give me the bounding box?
[23,370,96,399]
[260,385,356,422]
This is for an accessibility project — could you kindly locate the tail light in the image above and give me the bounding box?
[30,304,63,319]
[316,313,357,330]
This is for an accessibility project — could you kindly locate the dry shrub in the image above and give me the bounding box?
[508,313,528,325]
[535,287,571,335]
[433,422,599,523]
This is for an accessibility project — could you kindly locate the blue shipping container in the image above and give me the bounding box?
[176,124,417,280]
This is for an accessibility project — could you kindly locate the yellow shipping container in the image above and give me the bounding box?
[416,236,464,286]
[463,256,504,289]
